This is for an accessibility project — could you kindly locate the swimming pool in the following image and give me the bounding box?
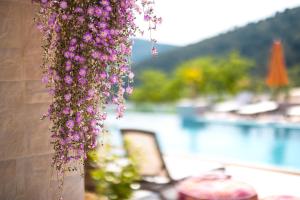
[106,112,300,171]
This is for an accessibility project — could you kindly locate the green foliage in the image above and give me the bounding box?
[131,70,180,103]
[134,7,300,77]
[288,64,300,87]
[131,52,254,103]
[88,145,140,200]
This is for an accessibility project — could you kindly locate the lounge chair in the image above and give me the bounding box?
[120,129,224,200]
[286,106,300,117]
[213,92,253,113]
[121,129,180,199]
[237,101,279,115]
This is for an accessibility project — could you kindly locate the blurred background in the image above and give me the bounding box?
[92,1,300,199]
[104,0,300,172]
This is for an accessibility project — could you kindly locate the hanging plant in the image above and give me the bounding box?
[33,0,160,197]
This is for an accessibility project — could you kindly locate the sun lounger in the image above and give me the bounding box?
[213,92,253,112]
[120,129,224,199]
[237,101,278,115]
[286,106,300,116]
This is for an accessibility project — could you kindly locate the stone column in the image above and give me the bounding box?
[0,1,84,199]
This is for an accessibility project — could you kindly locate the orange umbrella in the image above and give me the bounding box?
[266,40,289,88]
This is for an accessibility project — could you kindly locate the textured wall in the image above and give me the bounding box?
[0,1,84,199]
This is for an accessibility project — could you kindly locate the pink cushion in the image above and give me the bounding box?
[178,178,257,200]
[262,196,300,200]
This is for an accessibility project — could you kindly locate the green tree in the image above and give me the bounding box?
[174,52,254,99]
[131,70,180,103]
[288,64,300,87]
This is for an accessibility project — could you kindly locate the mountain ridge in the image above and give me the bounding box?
[134,6,300,76]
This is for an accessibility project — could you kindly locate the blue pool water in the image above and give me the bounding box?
[107,112,300,171]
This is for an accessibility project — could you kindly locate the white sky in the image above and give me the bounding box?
[137,0,300,46]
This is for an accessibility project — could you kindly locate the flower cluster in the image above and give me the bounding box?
[34,0,160,177]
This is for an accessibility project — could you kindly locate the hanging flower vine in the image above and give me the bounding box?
[33,0,160,195]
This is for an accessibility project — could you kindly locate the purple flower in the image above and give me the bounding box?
[90,119,97,128]
[63,107,71,115]
[41,75,49,84]
[79,68,87,77]
[73,134,80,141]
[66,119,74,130]
[120,65,128,73]
[88,89,95,97]
[129,72,135,79]
[144,14,151,21]
[151,47,158,56]
[64,93,71,101]
[87,7,94,16]
[64,51,70,58]
[105,6,112,12]
[83,32,92,43]
[78,77,87,85]
[68,52,75,58]
[94,7,102,17]
[126,87,133,94]
[91,51,100,59]
[70,38,77,45]
[75,7,83,13]
[87,106,94,114]
[100,29,109,38]
[64,75,73,85]
[76,112,82,123]
[95,37,101,44]
[101,0,109,6]
[74,55,81,61]
[99,22,107,29]
[100,72,107,79]
[110,75,118,84]
[54,24,61,33]
[60,1,68,9]
[77,16,85,24]
[69,46,76,52]
[48,14,56,26]
[66,60,72,67]
[62,14,68,20]
[79,56,86,64]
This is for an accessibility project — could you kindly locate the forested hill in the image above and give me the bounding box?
[134,6,300,75]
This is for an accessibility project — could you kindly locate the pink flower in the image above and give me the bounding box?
[63,107,71,115]
[128,72,135,79]
[94,7,102,17]
[126,87,133,94]
[87,106,94,114]
[41,75,49,84]
[76,112,82,124]
[87,7,94,15]
[88,89,95,97]
[90,119,97,127]
[79,68,87,77]
[83,32,92,42]
[60,1,67,9]
[151,47,158,56]
[110,75,118,84]
[66,119,74,130]
[100,72,107,79]
[64,93,71,102]
[64,75,73,85]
